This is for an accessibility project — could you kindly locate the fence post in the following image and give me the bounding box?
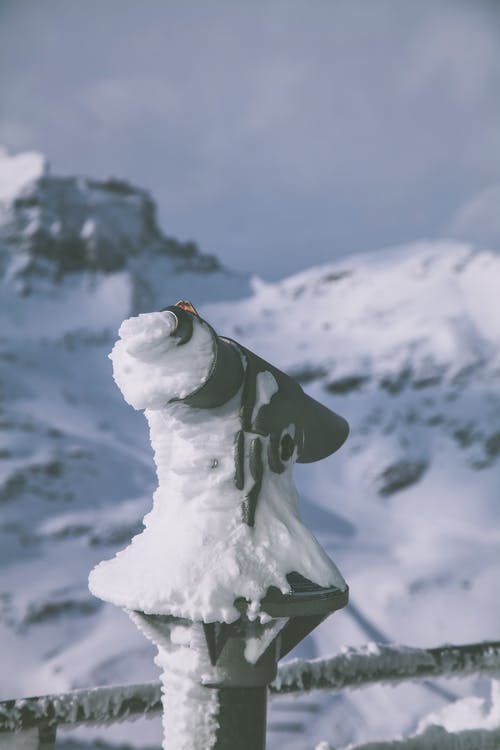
[212,687,267,749]
[129,577,347,749]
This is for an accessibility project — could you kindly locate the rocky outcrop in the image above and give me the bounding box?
[0,158,219,284]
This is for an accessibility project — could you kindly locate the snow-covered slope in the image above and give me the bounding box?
[205,241,500,747]
[1,149,499,749]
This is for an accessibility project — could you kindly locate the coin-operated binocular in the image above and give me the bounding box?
[89,301,349,750]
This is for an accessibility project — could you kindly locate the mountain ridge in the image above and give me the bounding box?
[0,148,249,316]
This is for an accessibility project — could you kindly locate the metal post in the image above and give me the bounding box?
[131,581,347,750]
[213,687,267,750]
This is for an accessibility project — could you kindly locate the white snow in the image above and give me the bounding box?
[252,370,279,423]
[110,310,214,409]
[89,309,345,623]
[80,217,96,239]
[417,679,500,734]
[0,147,46,204]
[130,614,220,750]
[0,269,135,339]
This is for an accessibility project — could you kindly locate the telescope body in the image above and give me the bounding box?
[89,304,349,749]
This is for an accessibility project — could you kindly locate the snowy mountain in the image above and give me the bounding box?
[1,148,499,749]
[205,242,500,746]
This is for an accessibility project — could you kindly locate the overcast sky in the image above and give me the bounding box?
[1,0,499,279]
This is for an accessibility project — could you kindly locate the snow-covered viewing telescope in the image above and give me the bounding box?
[89,300,349,750]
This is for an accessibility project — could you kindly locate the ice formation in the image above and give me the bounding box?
[129,612,220,750]
[88,307,346,624]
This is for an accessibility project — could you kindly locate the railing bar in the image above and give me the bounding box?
[1,639,499,732]
[0,683,162,732]
[271,638,500,695]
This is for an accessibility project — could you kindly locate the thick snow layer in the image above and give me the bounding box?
[129,614,219,750]
[89,310,345,622]
[0,147,46,204]
[109,311,214,408]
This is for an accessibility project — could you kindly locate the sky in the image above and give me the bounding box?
[0,0,499,279]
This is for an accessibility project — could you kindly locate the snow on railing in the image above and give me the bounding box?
[1,640,499,742]
[270,639,500,695]
[0,682,161,733]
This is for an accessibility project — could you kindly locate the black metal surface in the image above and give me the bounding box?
[242,437,264,526]
[163,306,349,462]
[178,330,245,409]
[203,621,233,666]
[260,573,349,618]
[234,430,245,490]
[160,305,194,345]
[214,687,267,750]
[238,342,349,463]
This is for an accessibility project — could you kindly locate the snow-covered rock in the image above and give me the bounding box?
[0,148,218,282]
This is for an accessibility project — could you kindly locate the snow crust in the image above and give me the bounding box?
[110,310,214,408]
[130,614,219,750]
[89,310,345,622]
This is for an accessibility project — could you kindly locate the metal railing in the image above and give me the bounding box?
[1,639,499,749]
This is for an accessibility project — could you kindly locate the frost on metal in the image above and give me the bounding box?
[271,640,500,695]
[2,641,500,734]
[0,682,161,732]
[130,613,221,750]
